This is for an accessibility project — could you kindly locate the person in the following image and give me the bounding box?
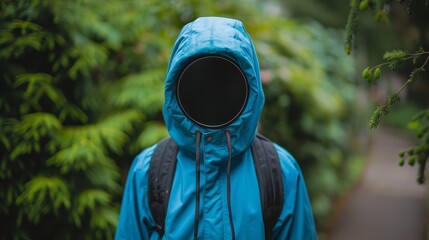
[115,17,317,240]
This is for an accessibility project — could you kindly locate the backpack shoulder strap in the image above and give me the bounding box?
[251,134,284,240]
[148,137,178,238]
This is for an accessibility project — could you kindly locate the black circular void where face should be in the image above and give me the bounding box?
[176,56,248,128]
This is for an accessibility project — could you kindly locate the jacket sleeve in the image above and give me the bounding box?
[272,145,318,240]
[115,146,157,240]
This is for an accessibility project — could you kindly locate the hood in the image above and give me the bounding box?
[163,17,265,156]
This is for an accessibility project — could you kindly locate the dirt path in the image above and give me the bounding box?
[329,127,427,240]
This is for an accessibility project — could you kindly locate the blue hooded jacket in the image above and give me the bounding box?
[115,17,317,240]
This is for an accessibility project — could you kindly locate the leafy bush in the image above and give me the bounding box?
[0,1,166,239]
[0,0,360,238]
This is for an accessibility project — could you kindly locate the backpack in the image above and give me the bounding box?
[148,134,283,239]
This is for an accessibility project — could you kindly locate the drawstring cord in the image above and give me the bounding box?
[194,131,202,240]
[225,131,236,240]
[194,130,235,240]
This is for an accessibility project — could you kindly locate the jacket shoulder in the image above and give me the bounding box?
[272,143,303,177]
[129,144,158,175]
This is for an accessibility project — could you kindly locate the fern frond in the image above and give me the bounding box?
[76,189,111,215]
[0,30,14,45]
[107,69,166,113]
[67,41,109,79]
[90,206,119,230]
[16,176,71,222]
[59,104,88,123]
[10,141,39,159]
[85,166,121,192]
[9,113,61,158]
[59,110,143,153]
[14,113,62,140]
[14,73,67,107]
[9,20,43,33]
[14,73,52,88]
[0,118,16,150]
[98,109,144,133]
[0,20,48,58]
[135,121,169,149]
[47,140,113,174]
[59,125,124,154]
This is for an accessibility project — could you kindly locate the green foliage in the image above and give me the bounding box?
[360,49,428,154]
[344,0,422,55]
[360,49,428,131]
[346,0,429,183]
[0,0,166,239]
[106,70,166,113]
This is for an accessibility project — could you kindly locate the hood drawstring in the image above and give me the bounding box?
[194,131,202,240]
[194,131,236,240]
[225,131,236,240]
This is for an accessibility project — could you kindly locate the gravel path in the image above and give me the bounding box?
[329,128,427,240]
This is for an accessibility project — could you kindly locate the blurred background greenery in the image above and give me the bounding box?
[1,0,427,239]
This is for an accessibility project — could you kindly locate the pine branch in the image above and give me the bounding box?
[369,93,400,129]
[345,0,362,54]
[365,49,429,129]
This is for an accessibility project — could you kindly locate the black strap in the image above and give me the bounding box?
[148,137,178,238]
[148,135,283,239]
[251,135,284,240]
